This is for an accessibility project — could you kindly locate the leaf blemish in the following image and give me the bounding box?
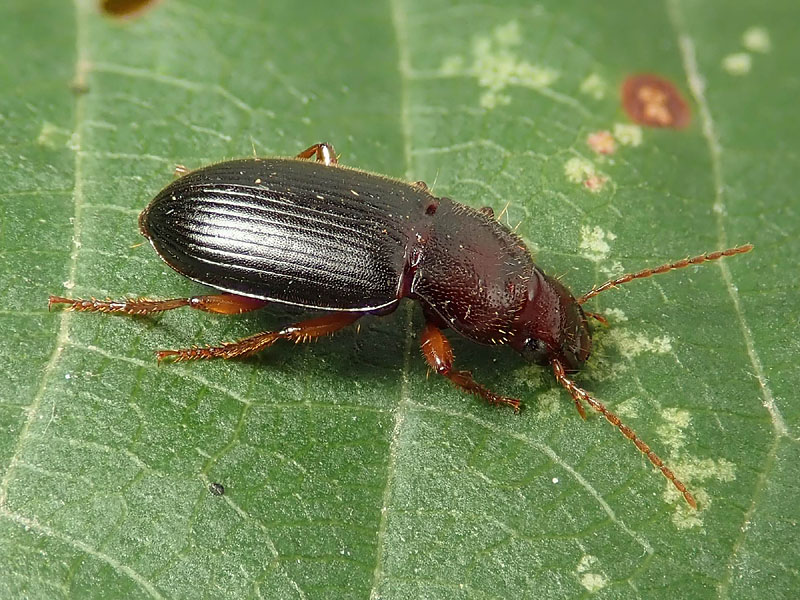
[564,158,609,193]
[579,73,608,100]
[656,408,737,527]
[576,555,609,593]
[615,397,641,419]
[722,53,752,76]
[37,121,71,149]
[605,329,673,361]
[438,20,559,109]
[603,307,628,322]
[533,388,562,418]
[587,130,616,156]
[613,123,643,147]
[621,74,691,129]
[578,225,616,262]
[591,327,674,382]
[742,26,771,53]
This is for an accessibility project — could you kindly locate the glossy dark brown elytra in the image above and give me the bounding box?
[49,142,753,509]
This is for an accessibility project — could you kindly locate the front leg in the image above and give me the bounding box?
[420,322,520,412]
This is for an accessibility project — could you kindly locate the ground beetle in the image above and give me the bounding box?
[50,142,753,508]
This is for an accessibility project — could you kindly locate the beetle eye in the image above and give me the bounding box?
[521,337,548,364]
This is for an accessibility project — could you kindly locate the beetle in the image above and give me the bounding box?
[50,142,752,508]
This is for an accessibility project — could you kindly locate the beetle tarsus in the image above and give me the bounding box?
[551,359,697,509]
[48,294,171,315]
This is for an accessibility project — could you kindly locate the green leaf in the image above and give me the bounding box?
[1,0,798,598]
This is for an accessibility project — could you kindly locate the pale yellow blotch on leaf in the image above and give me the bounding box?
[657,407,691,453]
[578,225,616,262]
[439,20,559,110]
[742,26,771,53]
[533,388,562,419]
[579,73,607,100]
[722,52,752,75]
[604,308,628,323]
[655,408,737,528]
[669,457,737,529]
[613,123,643,147]
[564,157,596,184]
[493,20,522,45]
[615,397,641,419]
[604,328,672,361]
[590,327,671,383]
[439,55,464,75]
[564,158,609,193]
[600,259,624,278]
[37,121,71,149]
[576,555,608,593]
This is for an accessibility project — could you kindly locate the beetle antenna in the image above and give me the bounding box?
[577,244,753,304]
[551,359,697,508]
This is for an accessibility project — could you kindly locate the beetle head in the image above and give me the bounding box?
[511,270,591,371]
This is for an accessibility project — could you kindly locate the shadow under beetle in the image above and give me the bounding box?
[50,142,753,509]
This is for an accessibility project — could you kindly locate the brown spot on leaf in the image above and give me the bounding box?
[101,0,160,18]
[621,74,690,129]
[587,130,616,155]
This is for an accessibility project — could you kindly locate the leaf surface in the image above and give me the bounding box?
[1,0,797,598]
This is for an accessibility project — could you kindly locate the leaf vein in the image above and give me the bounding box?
[666,2,788,595]
[369,2,415,595]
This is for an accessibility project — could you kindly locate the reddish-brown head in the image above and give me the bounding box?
[510,270,591,371]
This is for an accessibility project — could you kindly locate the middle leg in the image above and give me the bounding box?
[158,311,361,362]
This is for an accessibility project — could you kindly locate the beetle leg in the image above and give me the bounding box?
[479,206,494,217]
[583,311,609,327]
[157,312,361,362]
[48,293,268,316]
[296,142,338,166]
[551,358,698,509]
[173,164,190,177]
[420,322,521,412]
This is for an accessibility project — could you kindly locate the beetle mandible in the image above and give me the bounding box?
[50,142,753,508]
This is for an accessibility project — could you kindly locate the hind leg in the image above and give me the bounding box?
[49,293,268,316]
